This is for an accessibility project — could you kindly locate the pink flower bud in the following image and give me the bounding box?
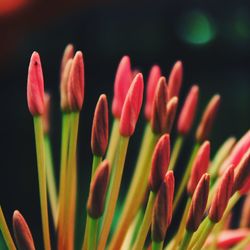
[27,51,45,116]
[12,210,35,250]
[168,61,183,99]
[112,56,133,118]
[144,65,162,121]
[196,94,221,143]
[151,171,175,242]
[119,73,144,137]
[186,174,210,232]
[87,160,110,218]
[149,134,171,192]
[209,164,234,223]
[177,85,199,135]
[164,97,179,133]
[220,130,250,174]
[60,44,74,80]
[91,94,109,156]
[68,51,84,111]
[187,141,210,196]
[150,77,168,134]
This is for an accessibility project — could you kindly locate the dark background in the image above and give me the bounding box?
[0,0,249,249]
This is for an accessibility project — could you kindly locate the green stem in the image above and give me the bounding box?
[172,197,191,249]
[44,135,58,229]
[169,135,184,170]
[98,136,129,250]
[82,155,102,250]
[173,142,200,211]
[33,116,51,250]
[193,219,215,250]
[0,207,16,250]
[152,241,163,250]
[130,208,144,248]
[87,217,98,250]
[132,192,156,250]
[64,112,80,250]
[179,230,193,250]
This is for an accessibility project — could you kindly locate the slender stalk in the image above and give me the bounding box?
[179,230,193,250]
[88,217,98,250]
[169,134,184,170]
[173,142,200,211]
[132,192,156,250]
[98,136,129,250]
[0,207,16,250]
[33,116,51,250]
[44,135,58,229]
[172,198,191,249]
[152,241,163,250]
[82,155,102,250]
[64,112,80,250]
[109,124,158,250]
[193,219,215,250]
[231,234,250,250]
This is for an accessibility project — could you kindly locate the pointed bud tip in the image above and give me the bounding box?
[91,94,109,156]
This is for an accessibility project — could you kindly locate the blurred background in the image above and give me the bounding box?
[0,0,249,249]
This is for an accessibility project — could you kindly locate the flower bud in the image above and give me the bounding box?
[186,174,210,232]
[196,94,221,143]
[144,65,162,121]
[209,164,234,223]
[12,210,35,250]
[68,51,84,111]
[187,141,210,196]
[177,85,199,135]
[150,77,168,134]
[112,56,132,118]
[164,97,179,133]
[87,160,110,218]
[91,94,109,156]
[27,51,45,116]
[151,171,175,242]
[119,73,144,137]
[168,61,183,99]
[60,43,74,80]
[149,134,171,192]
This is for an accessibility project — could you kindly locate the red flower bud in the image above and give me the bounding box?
[196,94,221,143]
[151,171,175,242]
[149,134,171,192]
[87,160,110,218]
[60,43,74,80]
[150,77,168,134]
[12,210,35,250]
[144,65,162,121]
[164,97,179,133]
[91,94,109,156]
[186,174,210,232]
[112,56,133,118]
[168,61,183,99]
[233,149,250,193]
[177,85,199,135]
[220,130,250,175]
[42,92,51,134]
[209,164,234,223]
[119,73,144,137]
[187,141,210,196]
[68,51,84,111]
[27,51,45,116]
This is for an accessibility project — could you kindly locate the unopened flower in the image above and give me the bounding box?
[177,85,199,135]
[149,134,171,192]
[164,97,179,133]
[144,65,162,121]
[112,56,132,118]
[168,61,183,99]
[91,94,109,157]
[119,73,144,137]
[27,51,45,116]
[60,43,74,80]
[68,51,84,111]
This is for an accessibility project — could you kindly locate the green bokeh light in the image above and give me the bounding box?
[178,10,216,45]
